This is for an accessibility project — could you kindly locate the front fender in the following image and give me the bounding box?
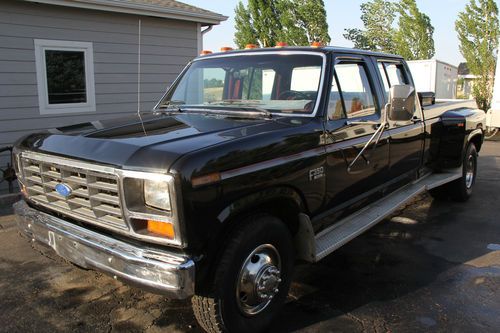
[216,185,306,224]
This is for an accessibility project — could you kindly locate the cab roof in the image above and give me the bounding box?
[196,46,404,61]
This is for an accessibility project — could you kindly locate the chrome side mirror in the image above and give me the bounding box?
[388,85,416,121]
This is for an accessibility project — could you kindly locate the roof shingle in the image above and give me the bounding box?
[121,0,221,17]
[25,0,227,25]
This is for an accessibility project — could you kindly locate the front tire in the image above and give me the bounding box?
[192,215,294,333]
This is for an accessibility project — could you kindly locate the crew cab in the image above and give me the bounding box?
[13,47,485,333]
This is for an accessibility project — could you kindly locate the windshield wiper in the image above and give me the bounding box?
[206,100,273,118]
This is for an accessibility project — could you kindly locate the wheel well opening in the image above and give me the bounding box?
[470,134,483,152]
[195,197,303,293]
[255,197,301,236]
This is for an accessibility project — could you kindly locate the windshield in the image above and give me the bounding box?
[156,53,324,115]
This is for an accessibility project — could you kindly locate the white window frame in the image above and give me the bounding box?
[34,39,96,115]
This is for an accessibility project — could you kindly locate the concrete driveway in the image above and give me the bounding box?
[0,141,499,333]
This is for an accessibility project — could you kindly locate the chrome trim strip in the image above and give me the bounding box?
[14,200,194,299]
[219,146,325,181]
[154,51,328,118]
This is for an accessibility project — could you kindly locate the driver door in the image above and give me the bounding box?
[320,54,390,228]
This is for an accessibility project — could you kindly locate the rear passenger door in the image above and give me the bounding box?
[321,54,390,226]
[376,59,425,183]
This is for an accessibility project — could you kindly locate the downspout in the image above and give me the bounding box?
[197,25,213,54]
[202,25,213,36]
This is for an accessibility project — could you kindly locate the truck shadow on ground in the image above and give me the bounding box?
[270,184,498,332]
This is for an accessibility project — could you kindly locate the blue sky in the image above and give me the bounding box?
[183,0,468,66]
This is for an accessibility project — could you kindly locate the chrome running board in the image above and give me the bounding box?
[314,169,462,261]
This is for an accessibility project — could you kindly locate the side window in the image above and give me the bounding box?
[240,68,276,100]
[385,63,408,86]
[202,68,225,102]
[262,69,276,100]
[291,66,322,92]
[334,62,377,119]
[328,75,344,120]
[378,63,390,100]
[378,61,421,119]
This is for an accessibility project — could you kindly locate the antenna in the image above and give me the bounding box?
[137,19,142,115]
[137,19,147,135]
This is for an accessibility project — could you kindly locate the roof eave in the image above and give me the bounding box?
[25,0,228,25]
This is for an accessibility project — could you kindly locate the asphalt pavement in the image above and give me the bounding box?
[0,141,498,333]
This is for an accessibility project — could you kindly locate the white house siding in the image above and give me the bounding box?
[0,0,199,193]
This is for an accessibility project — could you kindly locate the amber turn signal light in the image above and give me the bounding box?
[147,220,175,239]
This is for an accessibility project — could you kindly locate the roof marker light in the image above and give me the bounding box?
[200,50,213,55]
[311,41,323,48]
[220,46,234,52]
[245,44,258,49]
[275,42,288,48]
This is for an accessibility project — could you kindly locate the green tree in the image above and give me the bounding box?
[234,0,282,48]
[234,0,330,48]
[234,2,258,47]
[343,0,397,53]
[456,0,499,111]
[279,0,331,45]
[394,0,435,60]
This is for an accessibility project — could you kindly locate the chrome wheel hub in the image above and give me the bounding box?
[465,154,475,189]
[236,244,281,316]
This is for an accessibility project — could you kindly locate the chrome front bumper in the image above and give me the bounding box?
[13,200,195,299]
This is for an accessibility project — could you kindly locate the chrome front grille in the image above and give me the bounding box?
[20,154,127,230]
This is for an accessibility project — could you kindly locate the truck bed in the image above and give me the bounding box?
[424,100,478,119]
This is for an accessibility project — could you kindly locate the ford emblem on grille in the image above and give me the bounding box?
[55,183,73,197]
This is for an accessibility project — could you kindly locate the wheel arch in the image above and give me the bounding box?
[195,186,316,292]
[468,129,484,152]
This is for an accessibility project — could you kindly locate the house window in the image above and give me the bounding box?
[34,39,96,114]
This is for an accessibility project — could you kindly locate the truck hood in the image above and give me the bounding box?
[17,112,296,171]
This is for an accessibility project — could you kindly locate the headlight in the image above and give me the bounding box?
[144,179,171,211]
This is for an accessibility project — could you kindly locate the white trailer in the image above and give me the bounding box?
[407,59,458,99]
[485,44,500,138]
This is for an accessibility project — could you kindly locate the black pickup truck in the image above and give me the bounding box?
[13,47,485,333]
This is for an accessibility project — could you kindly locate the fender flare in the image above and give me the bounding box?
[467,128,484,152]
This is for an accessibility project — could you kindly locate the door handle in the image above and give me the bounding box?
[411,117,422,123]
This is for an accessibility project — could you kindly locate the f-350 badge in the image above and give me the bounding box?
[309,167,324,181]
